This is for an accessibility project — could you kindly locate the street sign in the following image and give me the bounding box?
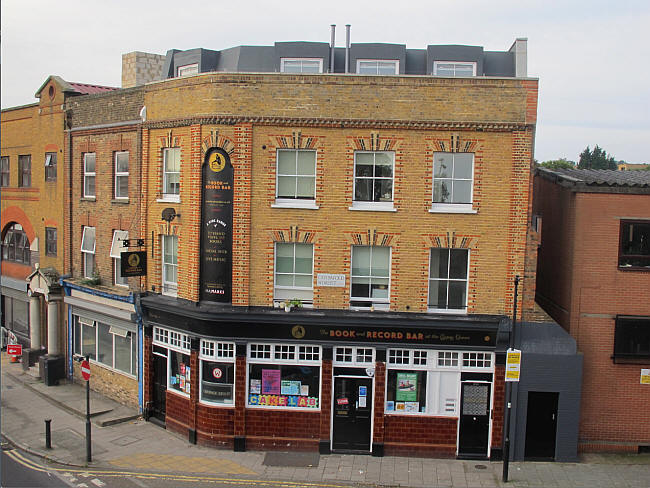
[81,360,91,381]
[7,344,22,356]
[505,348,522,382]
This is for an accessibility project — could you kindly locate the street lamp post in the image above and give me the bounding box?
[502,275,520,483]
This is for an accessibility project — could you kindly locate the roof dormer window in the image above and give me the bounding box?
[433,61,476,77]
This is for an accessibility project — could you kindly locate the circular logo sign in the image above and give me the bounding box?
[127,253,140,267]
[291,325,306,339]
[212,367,223,379]
[208,151,226,172]
[81,360,91,380]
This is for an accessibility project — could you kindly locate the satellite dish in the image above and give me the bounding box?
[161,208,176,222]
[139,106,147,122]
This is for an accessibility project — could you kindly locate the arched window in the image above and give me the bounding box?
[2,223,31,265]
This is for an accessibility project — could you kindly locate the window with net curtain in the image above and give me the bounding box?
[274,242,313,304]
[276,150,316,200]
[350,245,390,309]
[428,248,469,311]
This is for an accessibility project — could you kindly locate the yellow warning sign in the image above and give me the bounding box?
[505,348,522,382]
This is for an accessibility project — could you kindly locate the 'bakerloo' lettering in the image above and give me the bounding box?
[248,394,318,408]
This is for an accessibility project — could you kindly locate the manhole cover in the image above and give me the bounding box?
[110,435,140,447]
[475,464,487,470]
[263,452,320,467]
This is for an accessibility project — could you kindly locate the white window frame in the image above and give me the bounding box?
[351,151,395,212]
[161,147,180,202]
[177,63,199,77]
[333,346,375,367]
[431,152,476,214]
[80,226,96,279]
[273,149,318,209]
[199,340,236,407]
[110,230,129,287]
[74,316,137,378]
[153,326,191,397]
[162,234,178,297]
[433,61,477,77]
[280,58,323,73]
[350,245,391,311]
[274,242,314,306]
[428,248,470,314]
[114,151,129,200]
[83,153,96,198]
[356,59,399,75]
[247,343,322,411]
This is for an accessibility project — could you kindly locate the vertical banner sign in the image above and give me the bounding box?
[200,147,233,302]
[505,348,522,382]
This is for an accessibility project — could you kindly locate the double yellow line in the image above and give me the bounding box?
[4,449,349,487]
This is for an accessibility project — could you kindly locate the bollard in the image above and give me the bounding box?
[45,419,52,449]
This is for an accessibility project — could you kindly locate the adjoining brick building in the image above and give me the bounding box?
[534,168,650,454]
[129,36,555,459]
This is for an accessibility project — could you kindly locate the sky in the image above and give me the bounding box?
[2,0,649,164]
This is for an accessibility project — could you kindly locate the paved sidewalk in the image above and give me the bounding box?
[2,354,649,487]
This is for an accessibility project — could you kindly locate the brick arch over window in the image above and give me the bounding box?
[349,132,402,152]
[268,226,319,244]
[344,229,400,247]
[424,232,478,249]
[1,206,36,243]
[201,129,235,157]
[271,130,321,150]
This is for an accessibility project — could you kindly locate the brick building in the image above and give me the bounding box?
[534,168,650,453]
[132,36,545,459]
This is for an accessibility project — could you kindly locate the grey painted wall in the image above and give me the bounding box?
[427,45,484,75]
[274,42,330,72]
[349,43,407,74]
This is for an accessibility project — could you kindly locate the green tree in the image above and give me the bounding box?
[539,158,576,170]
[578,145,617,170]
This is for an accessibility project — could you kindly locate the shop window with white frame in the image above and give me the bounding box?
[153,326,191,396]
[81,226,96,279]
[200,340,235,405]
[73,316,137,376]
[162,148,180,200]
[83,153,96,198]
[352,151,395,211]
[162,235,178,296]
[428,248,469,313]
[433,61,476,77]
[357,59,399,75]
[350,245,390,310]
[114,151,129,199]
[275,149,316,207]
[274,242,313,305]
[280,58,323,73]
[110,230,129,287]
[177,63,199,77]
[432,152,474,213]
[247,343,321,409]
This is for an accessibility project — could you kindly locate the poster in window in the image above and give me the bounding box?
[405,402,419,413]
[281,380,301,396]
[396,402,405,411]
[396,373,418,402]
[262,369,281,394]
[250,379,261,394]
[185,366,190,381]
[386,401,395,412]
[300,385,309,396]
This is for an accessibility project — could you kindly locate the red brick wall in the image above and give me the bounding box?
[165,391,192,437]
[492,365,505,448]
[245,409,320,451]
[196,405,235,448]
[384,416,457,457]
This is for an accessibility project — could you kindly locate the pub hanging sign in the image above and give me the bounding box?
[120,251,147,277]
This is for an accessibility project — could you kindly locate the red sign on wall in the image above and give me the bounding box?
[81,360,91,381]
[7,344,22,356]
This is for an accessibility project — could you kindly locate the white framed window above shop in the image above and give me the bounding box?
[114,151,129,200]
[462,352,492,370]
[350,245,390,310]
[433,61,476,77]
[162,147,180,201]
[81,226,96,279]
[153,326,191,397]
[431,152,475,213]
[274,242,313,306]
[357,59,399,75]
[280,58,323,73]
[200,340,235,406]
[110,230,129,287]
[73,316,137,377]
[428,248,469,313]
[247,343,321,410]
[352,151,395,211]
[162,234,178,297]
[83,153,96,198]
[177,63,199,77]
[274,149,317,208]
[333,346,375,366]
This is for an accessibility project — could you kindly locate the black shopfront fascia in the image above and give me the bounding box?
[140,295,508,351]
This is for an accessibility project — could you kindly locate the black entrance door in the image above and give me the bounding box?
[332,377,373,452]
[525,391,558,460]
[458,381,491,458]
[151,352,167,422]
